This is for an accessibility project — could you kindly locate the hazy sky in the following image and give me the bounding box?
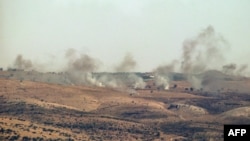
[1,0,250,72]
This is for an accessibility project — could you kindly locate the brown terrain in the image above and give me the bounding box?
[0,70,250,141]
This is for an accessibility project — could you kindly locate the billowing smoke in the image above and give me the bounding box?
[64,50,145,89]
[67,54,98,72]
[152,26,249,92]
[222,63,237,74]
[186,64,249,92]
[13,54,33,70]
[179,26,233,90]
[97,74,122,88]
[65,48,101,86]
[115,53,136,72]
[7,25,249,93]
[152,26,229,90]
[155,75,169,90]
[153,61,178,90]
[93,53,145,89]
[181,25,228,74]
[127,74,146,89]
[97,73,145,89]
[222,63,248,75]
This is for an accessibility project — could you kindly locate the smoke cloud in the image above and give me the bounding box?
[95,53,145,90]
[179,26,234,90]
[64,48,101,85]
[152,25,250,92]
[97,73,145,89]
[222,63,237,74]
[13,54,33,70]
[67,54,98,72]
[5,25,249,92]
[222,63,248,75]
[64,49,145,90]
[181,25,228,74]
[155,75,169,90]
[152,26,229,90]
[153,61,178,90]
[98,53,145,89]
[115,53,136,72]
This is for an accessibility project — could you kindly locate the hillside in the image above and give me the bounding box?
[0,72,250,140]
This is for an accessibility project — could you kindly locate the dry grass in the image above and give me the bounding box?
[0,77,249,140]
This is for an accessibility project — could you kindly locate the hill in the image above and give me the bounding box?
[0,70,250,140]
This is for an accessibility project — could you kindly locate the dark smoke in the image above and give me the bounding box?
[69,54,98,72]
[222,63,248,75]
[152,26,230,90]
[66,48,98,72]
[181,40,197,73]
[115,53,136,72]
[65,48,101,85]
[179,26,233,90]
[181,25,228,74]
[13,54,33,70]
[222,63,237,74]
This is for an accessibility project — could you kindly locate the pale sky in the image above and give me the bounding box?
[1,0,250,72]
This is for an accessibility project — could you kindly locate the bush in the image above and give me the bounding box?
[9,135,20,141]
[22,136,31,141]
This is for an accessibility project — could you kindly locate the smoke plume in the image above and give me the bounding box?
[155,75,169,90]
[127,74,146,89]
[99,53,145,89]
[95,53,144,90]
[179,26,234,90]
[153,61,178,90]
[116,53,136,72]
[181,25,229,74]
[152,25,249,92]
[13,54,33,70]
[65,48,100,85]
[68,54,98,72]
[152,26,230,90]
[97,73,145,89]
[222,63,248,75]
[222,63,237,74]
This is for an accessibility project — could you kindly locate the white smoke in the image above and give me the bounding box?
[155,75,169,90]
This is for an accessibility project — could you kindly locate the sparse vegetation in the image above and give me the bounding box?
[0,74,250,140]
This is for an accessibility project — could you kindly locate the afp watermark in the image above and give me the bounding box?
[224,125,250,141]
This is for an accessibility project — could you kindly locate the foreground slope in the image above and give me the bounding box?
[1,78,250,140]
